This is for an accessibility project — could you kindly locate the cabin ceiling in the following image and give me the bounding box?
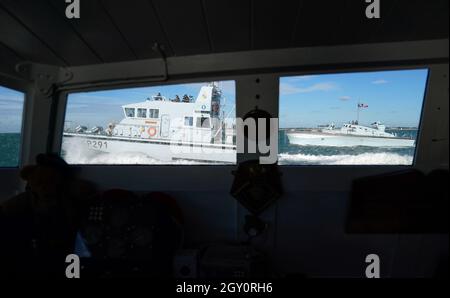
[0,0,448,76]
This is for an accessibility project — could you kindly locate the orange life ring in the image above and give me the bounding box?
[148,127,157,137]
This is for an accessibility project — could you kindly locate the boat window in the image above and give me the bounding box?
[125,108,135,118]
[278,69,428,166]
[0,86,25,168]
[185,116,193,126]
[137,108,147,118]
[196,117,210,128]
[60,80,236,165]
[149,109,159,119]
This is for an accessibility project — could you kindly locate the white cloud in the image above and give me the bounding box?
[372,79,388,85]
[71,94,121,103]
[285,75,317,82]
[0,95,24,110]
[280,83,302,95]
[280,82,338,95]
[339,96,351,101]
[67,103,89,109]
[0,94,24,103]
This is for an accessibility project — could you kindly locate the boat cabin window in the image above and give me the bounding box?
[0,86,25,168]
[185,116,193,126]
[149,109,159,119]
[137,108,147,118]
[125,108,135,118]
[196,117,210,128]
[278,69,428,166]
[60,80,236,165]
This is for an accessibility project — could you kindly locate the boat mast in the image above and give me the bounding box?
[357,100,360,124]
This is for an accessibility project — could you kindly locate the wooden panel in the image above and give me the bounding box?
[47,0,136,63]
[252,0,299,50]
[203,0,251,52]
[101,0,173,59]
[152,0,211,56]
[0,5,65,65]
[0,0,101,66]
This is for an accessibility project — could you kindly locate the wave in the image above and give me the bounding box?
[62,137,413,166]
[278,152,413,165]
[62,139,208,165]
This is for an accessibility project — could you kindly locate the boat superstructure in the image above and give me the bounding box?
[62,83,237,163]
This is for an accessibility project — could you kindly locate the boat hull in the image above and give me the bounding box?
[62,133,236,164]
[286,132,415,147]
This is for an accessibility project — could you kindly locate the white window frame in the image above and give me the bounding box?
[45,39,447,192]
[137,108,147,118]
[149,108,159,119]
[184,116,194,127]
[0,80,28,169]
[0,74,31,201]
[276,67,431,167]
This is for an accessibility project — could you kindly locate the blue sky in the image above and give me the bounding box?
[64,81,236,128]
[0,70,428,133]
[0,86,24,133]
[279,69,429,128]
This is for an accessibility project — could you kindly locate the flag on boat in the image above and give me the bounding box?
[358,103,368,108]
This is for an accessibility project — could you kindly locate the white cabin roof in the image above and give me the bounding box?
[122,101,195,109]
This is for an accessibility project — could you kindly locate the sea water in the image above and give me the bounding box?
[1,130,417,166]
[0,133,21,167]
[278,129,417,165]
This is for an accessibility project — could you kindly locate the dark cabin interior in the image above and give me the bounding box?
[0,0,448,291]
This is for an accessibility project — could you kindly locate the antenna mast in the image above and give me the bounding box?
[357,100,360,124]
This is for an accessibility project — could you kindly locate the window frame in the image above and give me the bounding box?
[4,40,435,193]
[53,78,238,167]
[137,108,147,118]
[149,108,159,119]
[276,67,430,167]
[184,116,194,127]
[124,107,136,118]
[0,81,28,169]
[52,64,441,170]
[196,116,211,129]
[49,71,446,191]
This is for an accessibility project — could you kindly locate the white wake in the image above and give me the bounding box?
[61,138,208,165]
[278,152,413,165]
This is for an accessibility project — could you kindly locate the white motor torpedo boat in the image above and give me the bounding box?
[62,83,237,163]
[286,122,415,148]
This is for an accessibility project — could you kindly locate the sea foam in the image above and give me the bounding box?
[278,152,413,165]
[62,138,207,165]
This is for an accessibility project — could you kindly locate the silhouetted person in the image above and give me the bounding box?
[0,154,95,278]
